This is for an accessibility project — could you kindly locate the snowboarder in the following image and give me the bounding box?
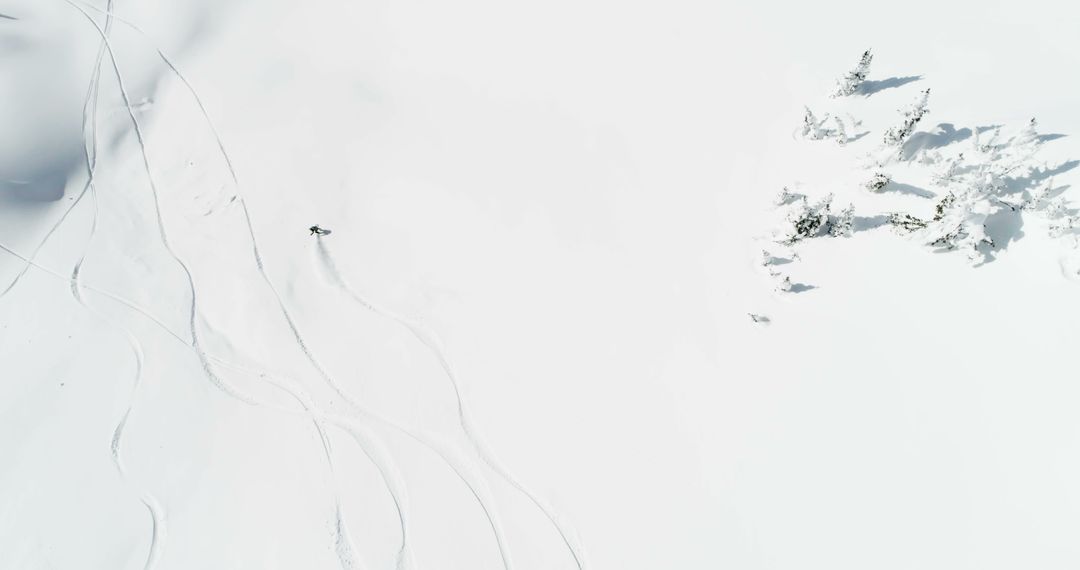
[309,225,330,236]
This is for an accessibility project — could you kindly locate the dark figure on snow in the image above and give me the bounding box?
[309,225,330,236]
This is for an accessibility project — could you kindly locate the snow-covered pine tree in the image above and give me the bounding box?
[1015,118,1040,150]
[782,194,834,244]
[1045,198,1080,237]
[998,118,1042,176]
[915,149,944,165]
[973,125,1002,156]
[932,153,965,187]
[761,249,775,266]
[925,184,997,262]
[889,212,928,232]
[865,172,891,192]
[833,49,872,97]
[802,107,831,140]
[1025,179,1054,211]
[933,192,956,222]
[883,89,930,147]
[833,116,848,145]
[829,204,855,237]
[775,186,804,206]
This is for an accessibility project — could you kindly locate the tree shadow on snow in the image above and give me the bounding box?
[1004,160,1080,195]
[853,215,891,232]
[1043,183,1071,201]
[789,282,817,293]
[900,123,1000,160]
[846,131,871,144]
[855,74,924,95]
[985,207,1025,254]
[883,181,936,198]
[858,75,923,96]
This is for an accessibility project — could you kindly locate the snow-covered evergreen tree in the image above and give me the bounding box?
[932,153,965,187]
[1024,179,1054,211]
[829,204,855,237]
[883,89,930,147]
[1045,198,1079,237]
[833,116,849,145]
[997,118,1042,176]
[889,212,928,232]
[865,172,891,192]
[924,183,997,263]
[915,149,944,165]
[1015,118,1040,150]
[833,49,872,97]
[782,194,834,244]
[802,107,831,140]
[777,194,857,243]
[775,186,804,206]
[973,124,1002,156]
[933,192,956,222]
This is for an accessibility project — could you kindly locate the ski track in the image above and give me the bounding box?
[234,357,414,570]
[3,233,417,570]
[0,178,91,299]
[334,504,368,570]
[61,8,419,568]
[316,238,587,569]
[54,3,577,569]
[68,6,522,568]
[46,12,302,558]
[0,234,544,570]
[5,231,509,570]
[67,3,167,568]
[333,422,413,570]
[61,0,258,409]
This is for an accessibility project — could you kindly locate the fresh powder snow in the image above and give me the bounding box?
[4,1,1080,569]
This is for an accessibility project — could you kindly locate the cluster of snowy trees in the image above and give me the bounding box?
[889,118,1074,261]
[801,107,858,145]
[765,50,1077,296]
[777,193,854,244]
[761,190,853,292]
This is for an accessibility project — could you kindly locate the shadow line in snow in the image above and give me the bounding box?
[859,75,922,96]
[1039,133,1067,143]
[855,213,889,231]
[1004,160,1080,194]
[899,123,1000,160]
[884,181,936,198]
[853,215,891,232]
[847,131,871,143]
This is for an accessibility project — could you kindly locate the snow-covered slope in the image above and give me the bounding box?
[4,0,1080,569]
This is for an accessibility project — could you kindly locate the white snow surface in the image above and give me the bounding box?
[5,0,1080,568]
